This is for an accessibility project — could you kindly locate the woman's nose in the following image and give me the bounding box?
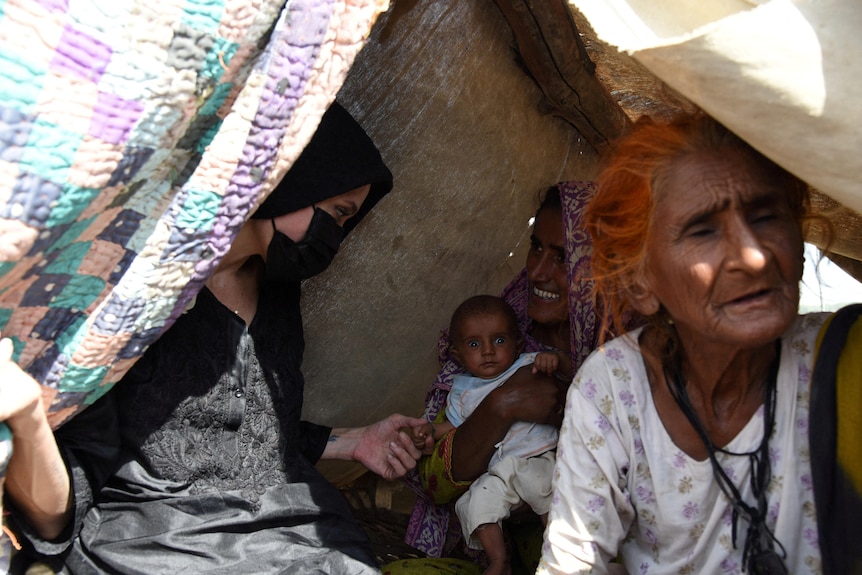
[727,218,768,271]
[529,254,551,281]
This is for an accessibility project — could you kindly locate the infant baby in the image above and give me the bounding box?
[411,295,571,575]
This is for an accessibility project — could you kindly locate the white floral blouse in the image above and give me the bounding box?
[539,314,828,575]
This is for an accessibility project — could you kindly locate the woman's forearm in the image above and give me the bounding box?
[449,395,513,482]
[320,426,360,461]
[6,401,72,541]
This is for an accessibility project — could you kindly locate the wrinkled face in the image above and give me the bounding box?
[526,206,569,327]
[634,150,804,349]
[272,184,371,241]
[450,313,520,380]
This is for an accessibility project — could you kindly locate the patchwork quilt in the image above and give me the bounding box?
[0,0,389,567]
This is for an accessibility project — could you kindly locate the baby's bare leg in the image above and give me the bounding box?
[475,523,510,575]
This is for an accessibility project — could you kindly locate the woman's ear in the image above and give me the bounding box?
[625,272,661,317]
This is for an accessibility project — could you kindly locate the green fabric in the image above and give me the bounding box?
[380,558,481,575]
[379,521,543,575]
[418,413,473,506]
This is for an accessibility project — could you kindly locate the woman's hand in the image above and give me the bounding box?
[490,365,568,427]
[0,337,44,434]
[325,414,431,481]
[450,365,566,482]
[0,335,73,541]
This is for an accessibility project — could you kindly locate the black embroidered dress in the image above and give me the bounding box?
[17,282,378,574]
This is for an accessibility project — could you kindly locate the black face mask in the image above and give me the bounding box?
[265,207,344,283]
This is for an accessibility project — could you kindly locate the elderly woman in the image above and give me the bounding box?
[537,114,858,575]
[1,102,428,574]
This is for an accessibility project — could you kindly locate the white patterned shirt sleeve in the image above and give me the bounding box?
[538,340,636,574]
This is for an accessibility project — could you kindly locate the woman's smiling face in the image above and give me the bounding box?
[526,205,569,328]
[635,149,804,349]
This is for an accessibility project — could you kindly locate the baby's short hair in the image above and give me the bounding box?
[449,295,520,343]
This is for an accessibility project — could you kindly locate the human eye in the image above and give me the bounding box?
[529,236,542,253]
[467,340,479,349]
[687,224,715,238]
[681,214,715,239]
[750,208,778,225]
[747,193,791,226]
[494,336,506,345]
[330,206,354,226]
[319,199,358,226]
[336,204,354,218]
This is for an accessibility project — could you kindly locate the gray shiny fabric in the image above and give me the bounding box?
[68,464,377,574]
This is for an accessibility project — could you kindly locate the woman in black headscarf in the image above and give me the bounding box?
[2,102,426,574]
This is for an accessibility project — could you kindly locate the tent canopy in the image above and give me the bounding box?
[0,0,859,493]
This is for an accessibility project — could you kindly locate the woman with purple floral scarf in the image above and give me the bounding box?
[395,181,605,573]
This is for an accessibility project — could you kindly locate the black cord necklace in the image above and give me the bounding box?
[663,340,788,575]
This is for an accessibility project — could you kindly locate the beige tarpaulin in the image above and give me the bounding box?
[571,0,862,220]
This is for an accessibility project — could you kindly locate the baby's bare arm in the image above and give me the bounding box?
[406,420,454,455]
[430,420,455,442]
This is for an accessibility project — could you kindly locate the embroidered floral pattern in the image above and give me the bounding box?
[116,286,306,504]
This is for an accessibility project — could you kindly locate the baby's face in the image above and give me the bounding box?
[451,313,519,379]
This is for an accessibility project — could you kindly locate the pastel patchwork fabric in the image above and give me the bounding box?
[0,0,389,567]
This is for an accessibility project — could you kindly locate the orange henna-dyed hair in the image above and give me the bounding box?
[586,113,814,342]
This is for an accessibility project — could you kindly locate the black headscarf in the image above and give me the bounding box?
[252,101,393,235]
